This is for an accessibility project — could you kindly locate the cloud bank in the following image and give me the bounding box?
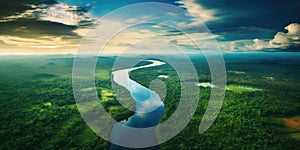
[269,23,300,50]
[0,0,96,54]
[223,23,300,52]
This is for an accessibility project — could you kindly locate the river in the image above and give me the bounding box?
[110,60,166,149]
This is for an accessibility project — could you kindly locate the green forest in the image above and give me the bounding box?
[0,55,299,149]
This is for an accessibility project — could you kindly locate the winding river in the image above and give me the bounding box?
[110,60,166,149]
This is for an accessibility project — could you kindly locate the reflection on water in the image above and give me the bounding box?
[110,60,165,150]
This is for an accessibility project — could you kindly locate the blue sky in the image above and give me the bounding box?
[0,0,299,54]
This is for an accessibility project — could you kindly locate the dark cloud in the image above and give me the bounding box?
[195,0,300,30]
[0,0,95,39]
[0,19,78,38]
[214,26,277,41]
[0,0,56,19]
[164,30,185,36]
[180,0,300,52]
[0,0,97,52]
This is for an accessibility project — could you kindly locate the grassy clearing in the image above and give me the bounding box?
[101,89,114,102]
[226,85,262,93]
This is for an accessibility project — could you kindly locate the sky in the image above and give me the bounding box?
[0,0,299,55]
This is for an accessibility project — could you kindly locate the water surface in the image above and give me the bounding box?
[110,60,166,149]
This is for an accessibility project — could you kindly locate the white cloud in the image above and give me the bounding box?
[269,23,300,49]
[39,3,76,26]
[124,15,156,24]
[220,40,250,51]
[41,3,95,27]
[229,41,236,51]
[0,2,95,27]
[285,23,300,34]
[176,0,218,26]
[0,35,77,49]
[222,23,300,51]
[220,39,269,51]
[252,38,269,50]
[152,25,161,28]
[125,18,139,24]
[73,28,90,36]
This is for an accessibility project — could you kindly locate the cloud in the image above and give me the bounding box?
[0,0,56,19]
[72,28,90,37]
[220,40,250,51]
[0,35,77,49]
[40,3,95,27]
[253,39,269,50]
[0,1,97,54]
[222,23,300,52]
[214,26,277,42]
[269,23,300,49]
[81,18,217,55]
[0,1,96,44]
[0,19,78,38]
[0,2,95,27]
[176,0,218,26]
